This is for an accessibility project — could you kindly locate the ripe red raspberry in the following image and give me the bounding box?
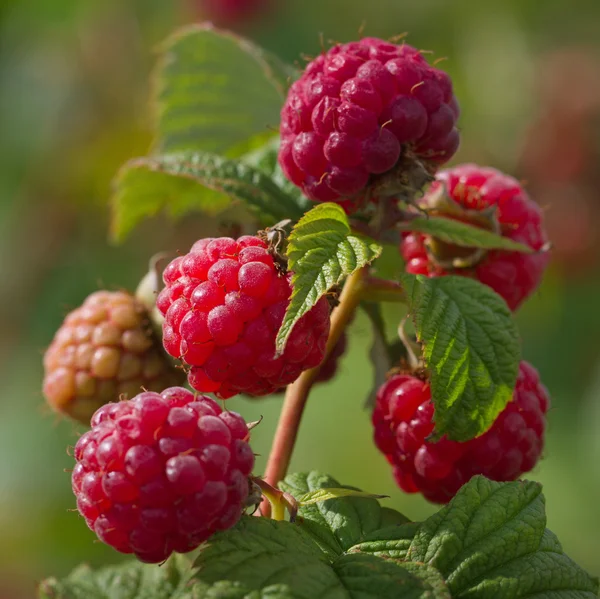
[278,37,460,208]
[315,331,347,383]
[43,291,183,424]
[372,361,550,503]
[71,387,254,563]
[157,236,331,399]
[401,164,550,310]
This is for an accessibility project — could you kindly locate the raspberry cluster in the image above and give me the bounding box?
[372,361,549,503]
[43,291,183,423]
[279,37,460,208]
[157,236,331,399]
[401,164,550,310]
[72,387,254,563]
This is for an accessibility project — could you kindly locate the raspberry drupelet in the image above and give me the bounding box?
[401,164,550,310]
[43,291,183,424]
[372,361,550,503]
[278,37,460,209]
[72,387,255,563]
[157,236,331,399]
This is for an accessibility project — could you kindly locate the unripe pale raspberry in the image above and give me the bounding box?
[401,164,550,310]
[43,291,184,424]
[278,37,460,208]
[71,387,254,563]
[157,236,331,399]
[372,361,550,503]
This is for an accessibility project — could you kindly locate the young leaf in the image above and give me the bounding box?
[402,273,520,441]
[279,471,406,559]
[276,203,382,352]
[399,216,534,253]
[38,555,193,599]
[192,516,449,598]
[154,24,297,156]
[297,487,389,506]
[110,152,305,242]
[407,476,599,599]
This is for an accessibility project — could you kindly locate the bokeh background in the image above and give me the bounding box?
[1,0,600,595]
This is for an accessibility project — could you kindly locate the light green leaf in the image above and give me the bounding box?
[402,273,520,441]
[153,24,297,156]
[110,152,305,242]
[399,216,534,254]
[279,471,406,559]
[407,476,599,599]
[276,203,382,352]
[38,555,193,599]
[297,487,389,506]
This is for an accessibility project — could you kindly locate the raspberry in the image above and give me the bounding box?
[315,331,347,383]
[401,164,550,310]
[71,387,254,563]
[372,361,550,503]
[157,236,331,399]
[278,37,460,208]
[43,291,183,424]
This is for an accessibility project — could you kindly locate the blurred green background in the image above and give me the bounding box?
[1,0,600,595]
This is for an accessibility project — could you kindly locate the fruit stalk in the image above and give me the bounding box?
[262,268,367,500]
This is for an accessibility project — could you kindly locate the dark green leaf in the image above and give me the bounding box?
[153,24,297,155]
[402,273,520,441]
[276,203,382,352]
[38,555,193,599]
[399,216,534,254]
[243,138,312,216]
[110,152,305,242]
[407,476,599,599]
[348,522,419,560]
[192,516,448,598]
[333,554,450,598]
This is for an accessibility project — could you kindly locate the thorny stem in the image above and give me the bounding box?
[261,268,369,514]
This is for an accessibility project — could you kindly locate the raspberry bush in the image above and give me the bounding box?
[39,24,598,599]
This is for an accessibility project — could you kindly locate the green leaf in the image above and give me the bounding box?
[333,554,450,599]
[243,138,312,216]
[110,152,305,242]
[399,216,534,253]
[153,24,297,155]
[407,476,599,599]
[276,203,382,352]
[402,273,520,441]
[348,522,420,560]
[297,487,389,506]
[192,516,449,598]
[279,471,407,559]
[38,555,193,599]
